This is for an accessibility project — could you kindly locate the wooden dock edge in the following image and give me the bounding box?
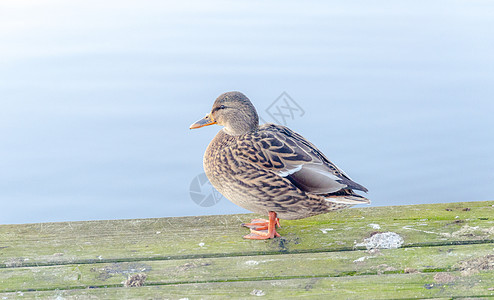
[1,200,493,299]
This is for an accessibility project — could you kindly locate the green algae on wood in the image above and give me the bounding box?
[1,272,493,299]
[0,201,493,299]
[1,243,493,293]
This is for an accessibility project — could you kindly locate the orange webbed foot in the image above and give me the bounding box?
[242,211,280,239]
[242,218,269,230]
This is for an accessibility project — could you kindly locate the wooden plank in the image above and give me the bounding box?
[1,201,493,268]
[1,271,493,299]
[0,201,493,298]
[0,243,493,293]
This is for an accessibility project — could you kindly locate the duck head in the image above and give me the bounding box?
[190,91,259,136]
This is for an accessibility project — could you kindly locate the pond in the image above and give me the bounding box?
[1,1,493,224]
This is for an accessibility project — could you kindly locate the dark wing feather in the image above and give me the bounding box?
[234,124,368,194]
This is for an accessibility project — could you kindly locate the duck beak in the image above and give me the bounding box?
[189,113,217,129]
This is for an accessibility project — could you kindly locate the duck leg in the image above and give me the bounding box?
[243,211,281,239]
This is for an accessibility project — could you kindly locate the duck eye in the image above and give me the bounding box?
[213,105,226,113]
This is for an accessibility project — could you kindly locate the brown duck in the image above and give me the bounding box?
[190,92,369,239]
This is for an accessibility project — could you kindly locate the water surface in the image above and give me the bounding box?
[1,0,493,224]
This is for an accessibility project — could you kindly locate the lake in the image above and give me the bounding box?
[1,0,493,224]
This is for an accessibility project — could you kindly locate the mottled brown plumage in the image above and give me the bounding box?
[190,91,369,239]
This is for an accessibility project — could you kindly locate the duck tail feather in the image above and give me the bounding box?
[324,194,370,205]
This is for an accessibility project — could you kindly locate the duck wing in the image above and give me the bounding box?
[235,124,368,195]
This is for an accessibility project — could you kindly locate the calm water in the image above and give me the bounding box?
[1,1,493,224]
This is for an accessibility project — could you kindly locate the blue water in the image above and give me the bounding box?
[1,1,493,224]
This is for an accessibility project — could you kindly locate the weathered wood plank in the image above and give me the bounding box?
[1,271,493,299]
[1,201,493,268]
[0,201,493,298]
[0,243,493,293]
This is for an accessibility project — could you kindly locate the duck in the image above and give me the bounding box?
[190,91,369,239]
